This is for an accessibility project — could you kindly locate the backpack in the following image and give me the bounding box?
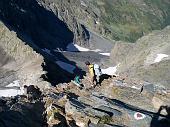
[93,64,102,76]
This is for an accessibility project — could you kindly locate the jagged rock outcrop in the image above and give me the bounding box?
[87,0,170,42]
[110,26,170,89]
[0,1,170,127]
[0,0,74,50]
[43,0,170,43]
[44,76,170,127]
[38,0,170,43]
[0,21,49,89]
[0,86,48,127]
[1,0,170,48]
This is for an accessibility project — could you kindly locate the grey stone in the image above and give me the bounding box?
[143,83,155,92]
[95,105,122,117]
[84,107,110,118]
[89,123,126,127]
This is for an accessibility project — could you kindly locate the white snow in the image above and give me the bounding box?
[67,43,111,56]
[56,61,76,74]
[131,86,141,90]
[91,49,102,52]
[80,0,87,7]
[0,89,24,97]
[0,80,24,97]
[67,43,90,52]
[95,21,100,25]
[154,53,169,63]
[6,80,20,87]
[99,53,110,56]
[101,66,117,76]
[101,64,120,76]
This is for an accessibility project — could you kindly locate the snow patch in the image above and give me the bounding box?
[6,80,20,87]
[101,64,120,76]
[91,49,102,52]
[67,43,111,57]
[0,80,24,97]
[154,54,169,63]
[131,86,141,90]
[101,66,117,76]
[67,43,90,52]
[0,89,23,97]
[80,0,87,7]
[99,53,110,56]
[95,21,100,25]
[56,61,76,74]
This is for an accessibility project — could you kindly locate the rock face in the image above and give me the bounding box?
[0,86,47,127]
[0,0,74,49]
[110,26,170,89]
[86,0,170,42]
[0,21,49,89]
[1,0,170,47]
[0,1,170,127]
[47,0,170,43]
[42,0,170,43]
[45,75,170,127]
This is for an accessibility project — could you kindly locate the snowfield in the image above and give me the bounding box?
[99,53,110,56]
[66,43,110,56]
[67,43,90,52]
[0,89,24,97]
[0,80,24,97]
[101,66,117,76]
[154,53,169,63]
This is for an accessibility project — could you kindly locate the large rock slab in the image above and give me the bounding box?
[0,21,50,90]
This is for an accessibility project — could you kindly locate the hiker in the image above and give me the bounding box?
[85,61,102,87]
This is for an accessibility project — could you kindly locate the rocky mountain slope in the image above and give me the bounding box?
[40,0,170,43]
[110,26,170,89]
[1,0,170,48]
[43,0,170,43]
[86,0,170,42]
[0,21,49,89]
[1,74,169,127]
[0,0,170,127]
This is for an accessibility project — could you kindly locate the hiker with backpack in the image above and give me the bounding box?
[85,61,102,87]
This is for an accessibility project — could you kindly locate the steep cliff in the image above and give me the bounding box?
[0,21,49,89]
[1,0,170,47]
[110,26,170,88]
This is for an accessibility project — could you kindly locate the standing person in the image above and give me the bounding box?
[93,63,102,85]
[85,61,96,87]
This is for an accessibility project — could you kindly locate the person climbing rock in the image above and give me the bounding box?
[85,61,102,87]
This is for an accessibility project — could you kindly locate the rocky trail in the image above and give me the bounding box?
[3,74,168,127]
[1,73,170,127]
[0,21,170,126]
[0,0,170,126]
[1,38,170,127]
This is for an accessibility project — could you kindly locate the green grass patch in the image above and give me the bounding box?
[89,0,170,42]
